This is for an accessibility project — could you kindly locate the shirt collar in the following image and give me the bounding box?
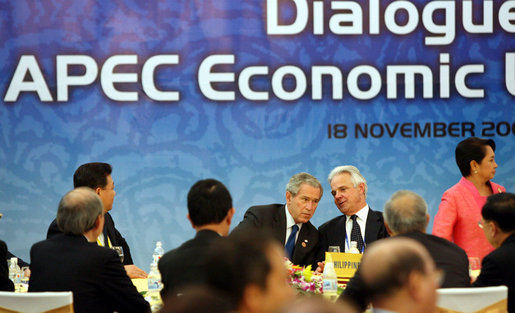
[285,204,302,230]
[348,204,369,221]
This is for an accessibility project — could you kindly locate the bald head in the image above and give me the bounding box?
[383,190,428,234]
[360,237,435,300]
[56,187,104,235]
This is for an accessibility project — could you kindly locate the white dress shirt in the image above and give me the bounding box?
[345,204,369,251]
[284,205,302,245]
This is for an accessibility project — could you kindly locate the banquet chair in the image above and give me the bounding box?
[436,285,508,313]
[0,291,73,313]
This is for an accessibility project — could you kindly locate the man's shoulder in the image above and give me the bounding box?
[367,207,384,220]
[319,215,345,232]
[247,204,284,214]
[160,232,220,265]
[403,232,467,255]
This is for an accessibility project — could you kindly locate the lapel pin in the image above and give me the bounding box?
[302,239,308,248]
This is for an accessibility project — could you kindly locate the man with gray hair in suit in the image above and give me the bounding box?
[29,187,149,313]
[317,165,388,264]
[340,190,470,311]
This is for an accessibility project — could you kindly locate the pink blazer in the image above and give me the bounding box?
[433,177,505,263]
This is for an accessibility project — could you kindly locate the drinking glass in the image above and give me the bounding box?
[112,246,124,263]
[328,246,340,253]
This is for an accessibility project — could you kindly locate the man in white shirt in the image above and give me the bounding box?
[317,165,388,263]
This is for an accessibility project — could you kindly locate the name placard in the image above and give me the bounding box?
[326,252,362,279]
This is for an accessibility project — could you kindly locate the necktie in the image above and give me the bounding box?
[285,224,299,259]
[350,215,364,252]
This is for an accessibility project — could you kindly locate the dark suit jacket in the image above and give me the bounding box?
[29,234,149,313]
[473,233,515,313]
[317,207,389,262]
[47,212,133,265]
[402,232,470,287]
[0,240,14,291]
[341,232,471,311]
[231,204,319,268]
[158,230,221,298]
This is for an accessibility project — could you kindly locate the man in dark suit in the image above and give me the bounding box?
[341,190,470,311]
[158,179,235,298]
[474,192,515,312]
[317,166,388,264]
[30,187,149,313]
[232,172,322,268]
[47,162,147,278]
[0,240,14,291]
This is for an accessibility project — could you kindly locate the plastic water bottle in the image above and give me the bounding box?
[323,255,338,301]
[147,262,162,310]
[8,257,21,291]
[348,241,361,254]
[152,241,165,264]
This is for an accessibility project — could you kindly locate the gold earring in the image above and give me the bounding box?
[474,170,478,174]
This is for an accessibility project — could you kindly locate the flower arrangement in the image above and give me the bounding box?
[285,259,323,295]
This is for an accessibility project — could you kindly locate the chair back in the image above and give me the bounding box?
[0,291,73,313]
[436,286,508,313]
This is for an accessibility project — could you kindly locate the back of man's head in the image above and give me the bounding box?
[73,162,112,189]
[187,179,232,227]
[205,230,293,313]
[482,192,515,233]
[383,190,428,234]
[56,187,104,235]
[360,237,438,313]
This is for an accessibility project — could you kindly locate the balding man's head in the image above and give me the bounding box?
[56,187,104,235]
[383,190,428,235]
[360,237,439,313]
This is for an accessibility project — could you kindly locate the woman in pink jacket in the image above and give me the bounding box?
[433,137,505,264]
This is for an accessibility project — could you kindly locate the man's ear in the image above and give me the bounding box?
[95,187,102,196]
[406,271,425,301]
[384,222,394,236]
[226,207,235,225]
[187,214,195,228]
[241,284,262,313]
[285,191,292,204]
[358,182,366,195]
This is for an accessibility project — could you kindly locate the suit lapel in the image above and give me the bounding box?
[273,205,287,244]
[364,208,379,245]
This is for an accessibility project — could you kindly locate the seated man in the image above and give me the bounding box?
[159,179,235,298]
[359,237,441,313]
[232,172,322,267]
[0,240,14,291]
[474,192,515,312]
[317,166,388,263]
[47,162,146,278]
[29,187,150,313]
[205,230,294,313]
[341,190,470,311]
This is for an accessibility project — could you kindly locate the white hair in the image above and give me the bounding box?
[328,165,368,196]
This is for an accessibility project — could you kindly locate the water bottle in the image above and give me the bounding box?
[147,261,162,310]
[348,241,361,254]
[322,255,338,301]
[8,257,21,291]
[152,241,165,264]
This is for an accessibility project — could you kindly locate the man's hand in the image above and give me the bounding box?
[315,261,325,273]
[124,265,148,278]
